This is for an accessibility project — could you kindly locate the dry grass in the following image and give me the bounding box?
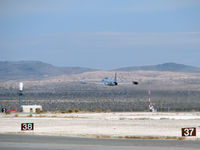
[76,134,200,141]
[14,114,19,117]
[123,136,186,140]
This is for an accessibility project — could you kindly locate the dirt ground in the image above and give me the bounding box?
[0,112,200,140]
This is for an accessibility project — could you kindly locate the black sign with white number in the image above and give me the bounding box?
[21,123,34,131]
[182,127,196,137]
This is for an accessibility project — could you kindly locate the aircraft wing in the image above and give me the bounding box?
[117,82,130,85]
[80,80,104,85]
[88,81,104,85]
[118,81,139,85]
[80,80,138,85]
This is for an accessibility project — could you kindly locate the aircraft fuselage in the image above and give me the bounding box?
[102,77,118,86]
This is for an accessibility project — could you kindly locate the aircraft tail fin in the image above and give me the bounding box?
[114,73,117,82]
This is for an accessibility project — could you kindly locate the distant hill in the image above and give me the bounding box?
[1,61,200,81]
[0,61,96,81]
[114,63,200,73]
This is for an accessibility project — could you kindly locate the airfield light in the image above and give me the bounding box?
[19,82,23,91]
[19,82,23,110]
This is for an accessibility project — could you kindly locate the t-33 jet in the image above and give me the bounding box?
[81,73,138,86]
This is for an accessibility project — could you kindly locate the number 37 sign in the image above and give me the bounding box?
[182,127,196,137]
[21,123,34,131]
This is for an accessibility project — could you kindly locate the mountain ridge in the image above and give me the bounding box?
[1,61,200,81]
[114,62,200,73]
[0,61,96,81]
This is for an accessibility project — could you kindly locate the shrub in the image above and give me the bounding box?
[36,109,43,114]
[5,111,11,115]
[28,114,32,117]
[66,109,73,113]
[81,109,89,113]
[105,109,111,113]
[93,109,102,113]
[74,109,79,113]
[128,109,133,112]
[14,114,19,117]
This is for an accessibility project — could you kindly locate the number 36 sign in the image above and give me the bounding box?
[21,123,34,131]
[182,127,196,137]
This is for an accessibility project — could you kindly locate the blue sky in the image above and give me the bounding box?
[0,0,200,69]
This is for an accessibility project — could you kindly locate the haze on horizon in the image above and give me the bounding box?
[0,0,200,70]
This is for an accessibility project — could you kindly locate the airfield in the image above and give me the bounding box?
[1,64,200,141]
[1,112,200,140]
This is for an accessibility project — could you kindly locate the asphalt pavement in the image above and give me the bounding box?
[0,134,199,150]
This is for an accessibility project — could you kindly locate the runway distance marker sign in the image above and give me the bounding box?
[21,123,34,131]
[182,127,196,137]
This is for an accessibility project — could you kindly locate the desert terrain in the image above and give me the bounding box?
[0,112,200,140]
[1,70,200,112]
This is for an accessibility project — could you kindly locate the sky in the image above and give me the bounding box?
[0,0,200,70]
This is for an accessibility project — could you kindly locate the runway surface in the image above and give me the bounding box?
[0,134,200,150]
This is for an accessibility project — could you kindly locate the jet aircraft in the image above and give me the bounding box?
[80,73,138,86]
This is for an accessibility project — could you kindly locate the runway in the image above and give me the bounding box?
[0,134,199,150]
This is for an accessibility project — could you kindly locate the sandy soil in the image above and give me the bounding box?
[0,112,200,140]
